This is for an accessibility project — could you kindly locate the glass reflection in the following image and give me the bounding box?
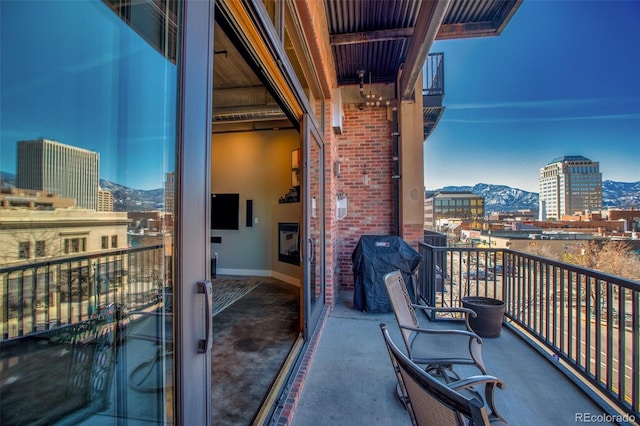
[307,126,324,319]
[1,1,178,424]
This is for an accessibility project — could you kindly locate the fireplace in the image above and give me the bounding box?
[278,222,300,265]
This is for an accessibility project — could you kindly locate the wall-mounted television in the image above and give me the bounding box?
[211,193,239,230]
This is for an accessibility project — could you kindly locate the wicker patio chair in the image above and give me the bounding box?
[383,270,487,380]
[380,323,508,425]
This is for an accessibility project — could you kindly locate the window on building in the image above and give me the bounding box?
[19,241,30,259]
[102,236,109,249]
[64,237,87,254]
[35,240,45,257]
[111,235,118,248]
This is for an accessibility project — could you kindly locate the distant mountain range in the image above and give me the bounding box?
[2,171,638,213]
[0,172,163,212]
[602,181,640,208]
[98,180,164,212]
[428,181,640,212]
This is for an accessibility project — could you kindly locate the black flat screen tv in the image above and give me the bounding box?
[211,193,239,230]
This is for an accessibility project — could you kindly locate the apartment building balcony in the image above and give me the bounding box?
[291,243,639,425]
[292,291,619,425]
[423,52,446,140]
[2,243,638,425]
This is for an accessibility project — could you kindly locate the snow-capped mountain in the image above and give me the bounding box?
[428,181,639,212]
[602,180,640,208]
[428,183,539,212]
[2,170,638,213]
[99,179,164,212]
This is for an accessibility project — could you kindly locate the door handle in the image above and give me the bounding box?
[197,280,212,353]
[309,237,315,263]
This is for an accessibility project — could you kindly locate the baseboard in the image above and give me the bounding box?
[217,268,271,277]
[216,268,301,287]
[272,271,301,287]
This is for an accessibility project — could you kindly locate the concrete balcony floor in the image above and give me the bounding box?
[291,291,613,426]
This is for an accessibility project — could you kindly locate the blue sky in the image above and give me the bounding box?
[2,1,637,193]
[1,1,177,190]
[425,0,640,193]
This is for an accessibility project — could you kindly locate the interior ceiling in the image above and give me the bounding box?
[212,25,288,130]
[211,0,522,130]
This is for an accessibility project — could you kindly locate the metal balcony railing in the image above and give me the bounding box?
[0,244,168,341]
[418,243,640,421]
[422,52,444,97]
[422,52,445,140]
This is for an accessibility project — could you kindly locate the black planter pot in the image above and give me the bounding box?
[462,296,505,338]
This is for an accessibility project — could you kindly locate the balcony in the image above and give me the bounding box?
[422,52,446,140]
[416,243,640,422]
[291,243,639,425]
[2,243,639,424]
[0,245,170,424]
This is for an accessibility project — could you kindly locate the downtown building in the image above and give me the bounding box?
[97,188,114,212]
[16,138,99,210]
[424,191,485,231]
[538,155,602,220]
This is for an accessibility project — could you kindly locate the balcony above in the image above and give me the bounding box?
[423,52,446,140]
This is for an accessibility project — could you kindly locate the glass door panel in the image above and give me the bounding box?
[303,115,325,337]
[0,1,182,423]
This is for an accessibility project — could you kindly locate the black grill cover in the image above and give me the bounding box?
[352,235,422,312]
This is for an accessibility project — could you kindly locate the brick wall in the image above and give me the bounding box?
[322,101,338,307]
[334,104,394,289]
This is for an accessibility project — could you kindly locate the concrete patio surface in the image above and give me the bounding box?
[291,291,614,426]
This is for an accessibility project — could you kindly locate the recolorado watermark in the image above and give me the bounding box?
[575,412,636,423]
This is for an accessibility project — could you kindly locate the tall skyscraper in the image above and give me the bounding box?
[538,155,602,220]
[164,172,175,213]
[16,138,99,210]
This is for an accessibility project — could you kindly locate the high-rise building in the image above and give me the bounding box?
[16,138,99,210]
[97,188,114,212]
[164,172,175,213]
[538,155,602,220]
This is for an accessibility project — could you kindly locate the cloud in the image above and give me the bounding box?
[447,97,640,111]
[443,113,640,124]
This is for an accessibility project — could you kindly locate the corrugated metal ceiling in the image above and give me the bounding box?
[327,0,522,85]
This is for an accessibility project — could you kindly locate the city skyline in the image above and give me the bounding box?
[424,0,640,193]
[0,2,177,191]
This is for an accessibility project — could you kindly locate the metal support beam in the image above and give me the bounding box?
[330,27,414,46]
[399,0,451,101]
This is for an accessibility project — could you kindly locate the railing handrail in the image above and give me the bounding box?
[422,52,444,96]
[418,242,640,420]
[1,244,168,341]
[420,242,640,290]
[0,244,164,275]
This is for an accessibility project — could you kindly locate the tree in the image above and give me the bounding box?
[562,240,640,282]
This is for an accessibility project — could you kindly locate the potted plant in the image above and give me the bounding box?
[461,296,505,338]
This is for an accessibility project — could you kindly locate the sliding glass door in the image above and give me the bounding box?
[0,1,214,423]
[302,115,325,337]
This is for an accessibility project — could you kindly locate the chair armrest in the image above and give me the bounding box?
[411,304,477,318]
[449,374,507,422]
[398,323,483,343]
[410,304,477,331]
[448,375,506,391]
